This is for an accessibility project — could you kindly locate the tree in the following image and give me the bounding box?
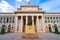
[1,25,5,34]
[54,24,59,34]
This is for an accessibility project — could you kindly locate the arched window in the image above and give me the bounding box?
[8,25,11,32]
[2,25,6,28]
[53,24,57,27]
[53,24,57,30]
[53,24,58,33]
[48,24,52,32]
[11,26,14,32]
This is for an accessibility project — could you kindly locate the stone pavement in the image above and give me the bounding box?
[0,32,60,40]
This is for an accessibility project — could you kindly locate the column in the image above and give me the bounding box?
[21,16,23,32]
[26,16,28,27]
[15,16,18,32]
[42,16,45,32]
[36,16,39,32]
[25,16,28,33]
[32,16,34,26]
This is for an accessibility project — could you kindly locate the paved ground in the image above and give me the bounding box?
[0,32,60,40]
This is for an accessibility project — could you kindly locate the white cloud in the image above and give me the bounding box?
[26,0,30,1]
[0,0,14,12]
[40,0,60,12]
[15,0,22,2]
[15,0,30,2]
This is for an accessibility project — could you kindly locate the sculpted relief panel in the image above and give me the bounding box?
[21,7,38,11]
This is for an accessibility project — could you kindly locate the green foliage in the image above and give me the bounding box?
[1,25,5,34]
[55,26,58,33]
[54,24,59,34]
[0,32,1,34]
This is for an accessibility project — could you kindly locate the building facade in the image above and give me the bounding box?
[0,5,60,33]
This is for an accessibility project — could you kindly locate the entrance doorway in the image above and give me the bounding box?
[27,16,32,26]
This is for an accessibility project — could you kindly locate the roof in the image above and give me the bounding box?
[0,12,14,14]
[45,12,60,14]
[20,5,39,7]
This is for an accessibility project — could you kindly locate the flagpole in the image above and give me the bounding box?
[27,0,30,5]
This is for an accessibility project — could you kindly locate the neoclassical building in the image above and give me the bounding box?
[0,5,60,33]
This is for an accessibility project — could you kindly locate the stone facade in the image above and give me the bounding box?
[0,5,60,33]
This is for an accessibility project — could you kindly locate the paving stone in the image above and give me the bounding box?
[0,33,60,40]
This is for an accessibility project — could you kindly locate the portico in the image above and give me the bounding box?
[14,5,45,33]
[15,15,45,33]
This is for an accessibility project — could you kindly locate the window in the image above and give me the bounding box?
[48,20,50,23]
[3,17,5,23]
[0,17,2,23]
[9,17,11,23]
[7,17,9,23]
[53,17,55,20]
[45,20,47,23]
[12,17,15,23]
[56,17,58,20]
[47,17,49,20]
[54,21,55,23]
[50,17,52,20]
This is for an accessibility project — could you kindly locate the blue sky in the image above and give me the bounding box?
[0,0,60,12]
